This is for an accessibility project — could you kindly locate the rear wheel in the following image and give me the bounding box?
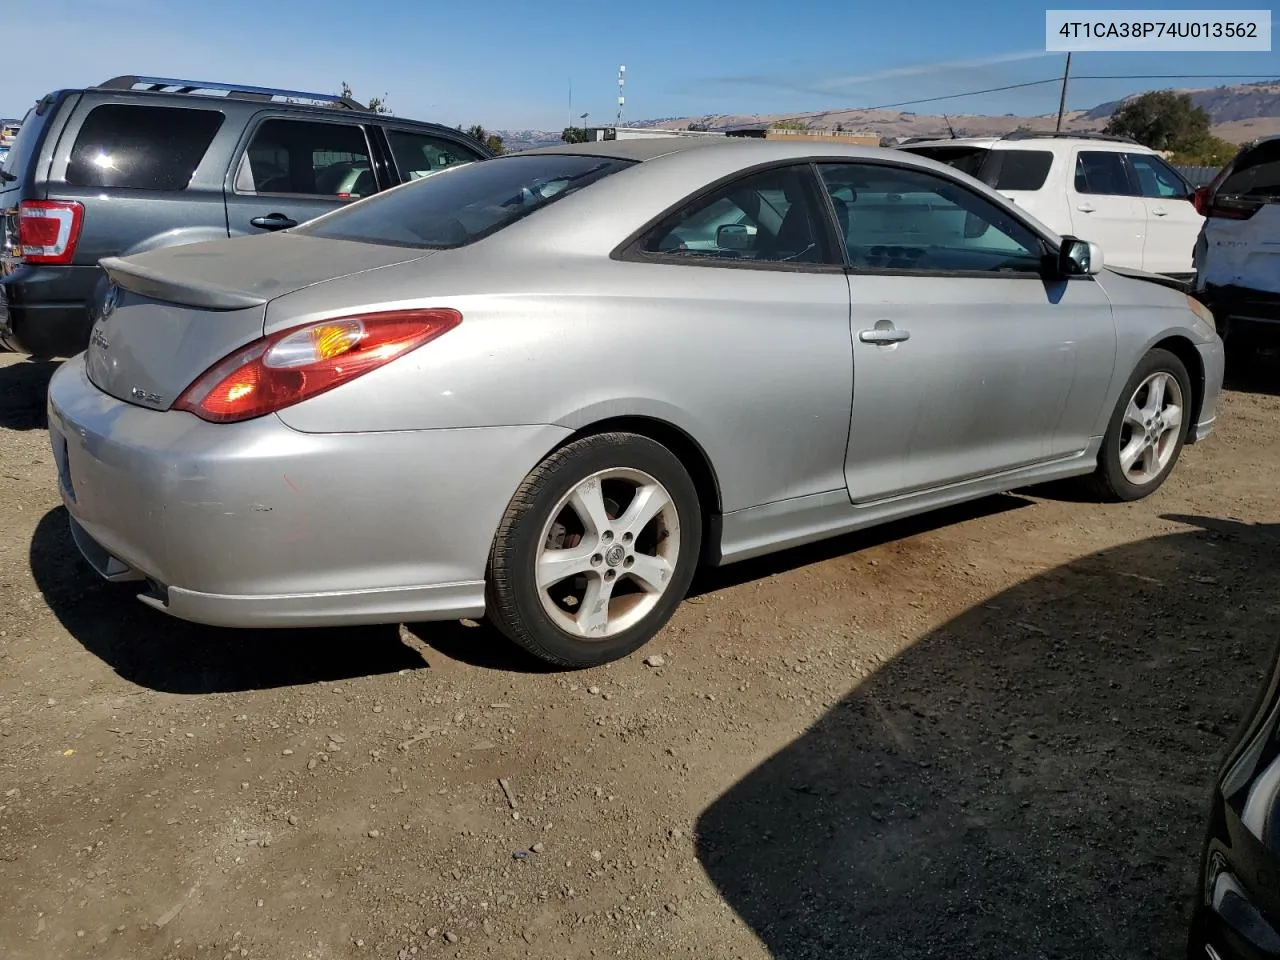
[1086,348,1192,502]
[486,432,702,668]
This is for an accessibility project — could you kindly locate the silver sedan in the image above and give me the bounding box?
[48,138,1224,667]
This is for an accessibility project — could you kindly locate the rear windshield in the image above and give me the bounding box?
[902,146,1053,191]
[295,153,635,249]
[1219,139,1280,199]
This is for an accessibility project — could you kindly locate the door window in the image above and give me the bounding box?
[639,165,832,265]
[236,119,374,198]
[818,162,1045,274]
[386,130,482,182]
[1074,151,1135,196]
[1127,153,1191,199]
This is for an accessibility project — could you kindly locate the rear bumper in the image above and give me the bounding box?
[48,358,571,628]
[0,263,101,356]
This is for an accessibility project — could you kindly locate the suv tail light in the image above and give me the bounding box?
[18,200,84,264]
[1205,196,1264,221]
[174,308,461,423]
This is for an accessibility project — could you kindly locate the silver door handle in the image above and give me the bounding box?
[859,328,910,344]
[1077,203,1096,213]
[1152,207,1169,216]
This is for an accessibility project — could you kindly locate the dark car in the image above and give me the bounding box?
[1189,635,1280,959]
[0,76,492,358]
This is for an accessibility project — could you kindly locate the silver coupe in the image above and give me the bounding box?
[47,137,1224,667]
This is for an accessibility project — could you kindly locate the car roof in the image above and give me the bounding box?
[903,133,1149,152]
[519,137,916,164]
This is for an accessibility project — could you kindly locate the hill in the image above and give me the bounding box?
[495,79,1280,151]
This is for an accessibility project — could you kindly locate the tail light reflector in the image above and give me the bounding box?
[18,200,84,264]
[174,308,461,423]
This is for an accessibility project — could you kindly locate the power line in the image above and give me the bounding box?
[721,72,1279,130]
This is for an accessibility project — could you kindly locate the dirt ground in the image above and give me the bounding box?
[2,350,1279,960]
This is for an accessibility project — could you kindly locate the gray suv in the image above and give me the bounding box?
[0,76,492,357]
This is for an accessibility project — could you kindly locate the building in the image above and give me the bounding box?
[584,126,726,142]
[726,127,880,146]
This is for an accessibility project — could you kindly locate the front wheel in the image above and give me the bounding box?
[1087,348,1193,502]
[486,432,702,668]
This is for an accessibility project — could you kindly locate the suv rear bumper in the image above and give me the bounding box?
[0,263,101,357]
[1199,283,1280,346]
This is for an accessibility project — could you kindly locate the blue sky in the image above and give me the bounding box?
[3,0,1277,128]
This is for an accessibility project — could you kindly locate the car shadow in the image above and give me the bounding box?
[30,507,431,694]
[0,357,59,430]
[696,514,1280,959]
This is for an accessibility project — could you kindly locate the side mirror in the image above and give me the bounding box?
[716,222,756,252]
[1058,236,1104,277]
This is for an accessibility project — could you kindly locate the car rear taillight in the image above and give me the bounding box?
[1205,196,1265,221]
[1193,185,1211,215]
[173,308,461,423]
[18,200,84,264]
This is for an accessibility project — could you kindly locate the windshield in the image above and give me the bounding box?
[295,153,636,249]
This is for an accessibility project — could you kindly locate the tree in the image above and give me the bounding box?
[562,126,590,144]
[1104,90,1211,152]
[1168,134,1238,167]
[339,81,391,115]
[771,119,807,131]
[464,124,505,155]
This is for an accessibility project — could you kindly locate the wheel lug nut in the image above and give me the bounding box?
[604,569,616,582]
[622,532,633,543]
[623,556,634,568]
[591,554,603,566]
[601,531,614,544]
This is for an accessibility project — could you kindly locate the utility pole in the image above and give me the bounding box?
[1055,52,1072,132]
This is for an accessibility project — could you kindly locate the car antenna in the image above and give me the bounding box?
[943,114,957,139]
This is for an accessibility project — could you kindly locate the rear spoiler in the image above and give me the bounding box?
[100,256,268,311]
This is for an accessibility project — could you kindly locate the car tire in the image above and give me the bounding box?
[486,432,702,668]
[1086,347,1193,502]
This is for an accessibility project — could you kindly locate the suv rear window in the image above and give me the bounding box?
[900,146,1053,191]
[67,105,224,190]
[296,153,635,249]
[1219,139,1280,199]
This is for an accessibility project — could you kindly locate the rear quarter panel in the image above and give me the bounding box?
[269,247,855,515]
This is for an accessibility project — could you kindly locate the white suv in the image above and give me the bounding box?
[1191,135,1280,346]
[899,132,1203,278]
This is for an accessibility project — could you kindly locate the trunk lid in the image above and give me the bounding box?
[86,233,435,410]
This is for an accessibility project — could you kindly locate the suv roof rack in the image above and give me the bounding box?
[94,75,366,111]
[1000,130,1138,145]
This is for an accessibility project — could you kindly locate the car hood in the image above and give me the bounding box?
[1103,265,1192,295]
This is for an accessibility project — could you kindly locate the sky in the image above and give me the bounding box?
[2,0,1278,128]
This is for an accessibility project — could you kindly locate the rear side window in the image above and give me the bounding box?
[296,153,634,249]
[237,119,373,197]
[1074,151,1133,196]
[67,105,224,190]
[987,150,1053,191]
[1219,139,1280,199]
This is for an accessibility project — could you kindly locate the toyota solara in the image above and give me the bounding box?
[47,137,1224,667]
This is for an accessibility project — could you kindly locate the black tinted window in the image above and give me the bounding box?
[990,150,1053,191]
[0,105,41,179]
[901,146,988,179]
[67,105,224,190]
[240,119,372,197]
[1220,139,1280,199]
[641,165,831,265]
[297,154,632,248]
[1074,151,1133,196]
